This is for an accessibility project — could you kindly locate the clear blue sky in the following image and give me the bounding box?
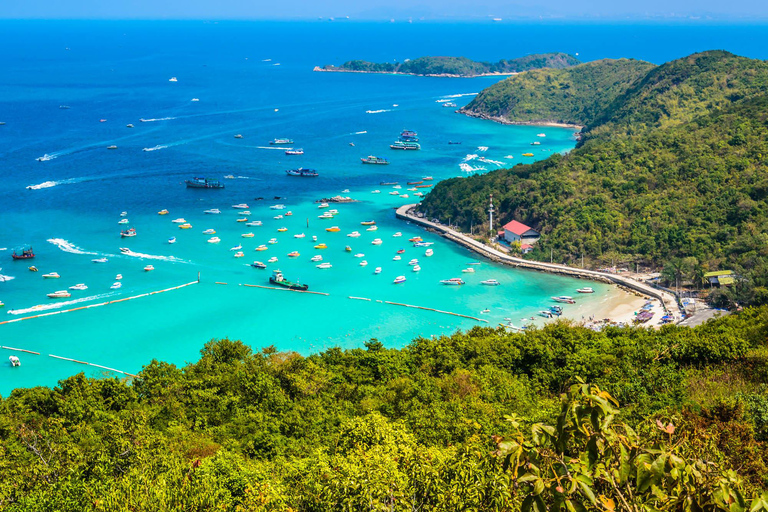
[2,0,766,20]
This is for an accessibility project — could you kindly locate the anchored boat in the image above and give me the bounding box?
[269,269,308,290]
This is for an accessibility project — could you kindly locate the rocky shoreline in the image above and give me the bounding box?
[458,108,584,130]
[313,66,518,79]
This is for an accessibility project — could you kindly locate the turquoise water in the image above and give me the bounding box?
[5,20,766,394]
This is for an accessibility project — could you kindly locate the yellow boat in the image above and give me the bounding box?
[241,233,255,238]
[314,243,327,249]
[287,251,300,257]
[158,209,169,215]
[277,227,288,232]
[522,152,534,157]
[237,218,248,222]
[326,226,340,232]
[361,220,376,226]
[179,223,193,229]
[255,245,268,251]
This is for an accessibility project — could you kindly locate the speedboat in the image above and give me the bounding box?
[158,209,169,215]
[144,265,154,271]
[47,290,70,298]
[408,259,418,265]
[110,282,122,289]
[287,251,300,258]
[92,257,108,263]
[256,245,268,251]
[118,218,129,225]
[462,267,475,273]
[552,296,576,304]
[242,233,255,238]
[318,213,334,219]
[69,284,88,291]
[318,203,329,209]
[234,134,243,139]
[425,249,434,257]
[172,218,186,223]
[577,287,595,293]
[326,226,340,232]
[422,176,433,181]
[246,221,262,226]
[28,266,38,272]
[168,237,177,244]
[277,227,288,232]
[345,246,352,252]
[203,229,216,234]
[347,231,361,237]
[208,237,221,243]
[275,215,284,220]
[409,237,422,243]
[360,260,368,266]
[539,311,554,318]
[239,211,251,216]
[312,236,318,242]
[481,279,500,286]
[43,272,60,279]
[252,261,267,269]
[371,238,382,245]
[317,262,332,269]
[232,203,249,209]
[400,194,409,198]
[361,220,375,226]
[179,223,193,229]
[396,249,405,254]
[393,276,406,284]
[341,189,350,193]
[371,190,381,194]
[310,255,323,262]
[314,243,327,249]
[374,267,382,274]
[237,218,248,223]
[120,211,128,217]
[412,265,421,272]
[354,253,365,258]
[268,238,278,244]
[9,356,20,367]
[285,211,293,216]
[233,251,245,258]
[230,244,242,251]
[393,255,401,261]
[294,233,306,238]
[270,204,286,210]
[204,209,221,214]
[115,274,122,280]
[440,278,465,285]
[268,257,278,263]
[393,232,402,237]
[366,226,378,231]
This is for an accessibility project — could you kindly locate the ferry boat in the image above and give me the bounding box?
[577,287,595,293]
[390,141,421,150]
[269,138,294,145]
[47,290,71,298]
[185,177,224,189]
[552,296,576,304]
[11,246,35,260]
[251,261,267,269]
[440,278,465,285]
[393,276,406,284]
[269,269,308,290]
[285,148,304,155]
[286,168,318,177]
[480,279,500,286]
[204,209,221,214]
[399,130,418,141]
[361,156,390,165]
[121,227,138,238]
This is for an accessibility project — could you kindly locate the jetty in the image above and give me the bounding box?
[396,204,682,319]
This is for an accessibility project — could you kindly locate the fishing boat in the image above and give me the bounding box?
[179,223,193,229]
[269,269,307,290]
[425,249,434,257]
[317,262,332,269]
[204,209,221,214]
[185,177,224,189]
[172,218,186,223]
[347,231,361,238]
[203,229,216,234]
[366,226,378,231]
[144,265,154,271]
[120,227,137,238]
[552,296,576,304]
[207,237,220,243]
[252,261,267,269]
[412,265,421,272]
[47,290,70,298]
[361,155,390,165]
[480,279,500,286]
[415,184,432,188]
[286,167,318,177]
[242,233,255,238]
[374,267,382,274]
[43,272,60,279]
[285,148,304,155]
[577,287,595,293]
[234,251,245,258]
[393,232,402,238]
[110,282,122,289]
[277,227,288,232]
[390,141,421,150]
[287,251,300,258]
[168,237,177,244]
[462,267,475,273]
[326,226,340,232]
[440,278,465,285]
[310,255,323,262]
[314,243,327,249]
[118,218,129,224]
[69,283,88,290]
[246,221,262,226]
[371,238,382,245]
[255,245,268,251]
[9,356,20,367]
[270,204,286,210]
[232,203,249,209]
[269,138,294,145]
[408,258,418,266]
[158,209,169,215]
[92,258,108,263]
[393,276,406,284]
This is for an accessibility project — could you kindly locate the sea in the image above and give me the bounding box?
[2,20,768,395]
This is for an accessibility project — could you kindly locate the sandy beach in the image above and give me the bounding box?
[559,286,665,328]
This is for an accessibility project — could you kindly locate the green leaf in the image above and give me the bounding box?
[578,482,596,505]
[533,479,545,496]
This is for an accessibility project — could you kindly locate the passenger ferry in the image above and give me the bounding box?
[286,168,318,177]
[361,155,390,165]
[185,177,224,189]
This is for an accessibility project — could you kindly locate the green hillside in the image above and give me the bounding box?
[318,52,581,77]
[3,306,768,509]
[421,51,768,305]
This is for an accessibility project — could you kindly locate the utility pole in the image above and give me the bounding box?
[551,248,553,263]
[581,253,584,269]
[488,194,495,239]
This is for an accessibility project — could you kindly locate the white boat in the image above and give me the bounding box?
[274,215,284,220]
[393,185,402,189]
[268,257,278,263]
[92,257,109,263]
[144,265,154,271]
[371,190,381,194]
[374,267,382,274]
[208,237,221,243]
[203,229,216,234]
[270,204,286,210]
[577,287,595,293]
[239,211,251,215]
[393,276,406,284]
[317,203,329,209]
[242,233,254,238]
[412,265,421,272]
[354,253,365,258]
[310,255,323,262]
[9,355,20,367]
[168,237,177,244]
[317,262,332,269]
[371,238,382,245]
[232,203,249,209]
[408,259,418,265]
[341,189,350,193]
[234,251,245,258]
[115,274,122,280]
[118,219,129,224]
[294,233,306,238]
[204,209,221,214]
[360,260,368,266]
[230,244,243,251]
[169,77,178,82]
[393,255,401,261]
[366,226,378,231]
[47,290,71,298]
[425,249,434,257]
[440,278,465,285]
[393,232,402,237]
[246,221,263,226]
[312,236,318,242]
[268,238,278,244]
[120,211,128,217]
[347,231,361,237]
[400,194,409,198]
[172,218,186,223]
[389,191,400,195]
[42,272,60,279]
[552,296,576,304]
[537,133,546,137]
[69,283,88,290]
[481,279,500,286]
[318,213,333,219]
[462,268,475,273]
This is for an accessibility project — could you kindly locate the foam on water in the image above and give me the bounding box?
[0,274,15,282]
[27,177,89,190]
[442,93,478,98]
[47,238,100,256]
[139,116,176,122]
[118,249,188,263]
[142,145,169,152]
[365,109,391,114]
[7,292,116,316]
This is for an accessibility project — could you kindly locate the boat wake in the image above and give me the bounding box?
[442,93,478,98]
[459,163,487,173]
[7,292,117,316]
[27,177,89,190]
[0,273,15,282]
[119,249,187,263]
[36,153,59,162]
[463,154,479,162]
[477,146,489,152]
[142,145,169,152]
[139,116,176,122]
[352,130,368,134]
[255,146,288,150]
[47,238,100,256]
[365,109,391,114]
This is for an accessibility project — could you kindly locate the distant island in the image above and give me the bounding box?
[314,53,581,78]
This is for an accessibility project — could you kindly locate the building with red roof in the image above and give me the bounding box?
[502,220,540,245]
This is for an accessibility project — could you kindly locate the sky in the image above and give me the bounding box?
[2,0,767,20]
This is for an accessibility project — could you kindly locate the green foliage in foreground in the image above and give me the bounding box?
[3,306,768,510]
[320,53,580,77]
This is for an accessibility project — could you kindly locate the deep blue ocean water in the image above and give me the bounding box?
[1,20,767,395]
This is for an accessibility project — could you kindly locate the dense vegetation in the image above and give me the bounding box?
[422,51,768,305]
[4,306,768,509]
[318,53,580,77]
[461,58,655,125]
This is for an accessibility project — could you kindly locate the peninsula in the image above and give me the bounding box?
[314,52,580,77]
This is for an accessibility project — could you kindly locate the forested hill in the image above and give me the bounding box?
[460,58,656,125]
[315,52,580,77]
[421,51,768,306]
[3,307,768,508]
